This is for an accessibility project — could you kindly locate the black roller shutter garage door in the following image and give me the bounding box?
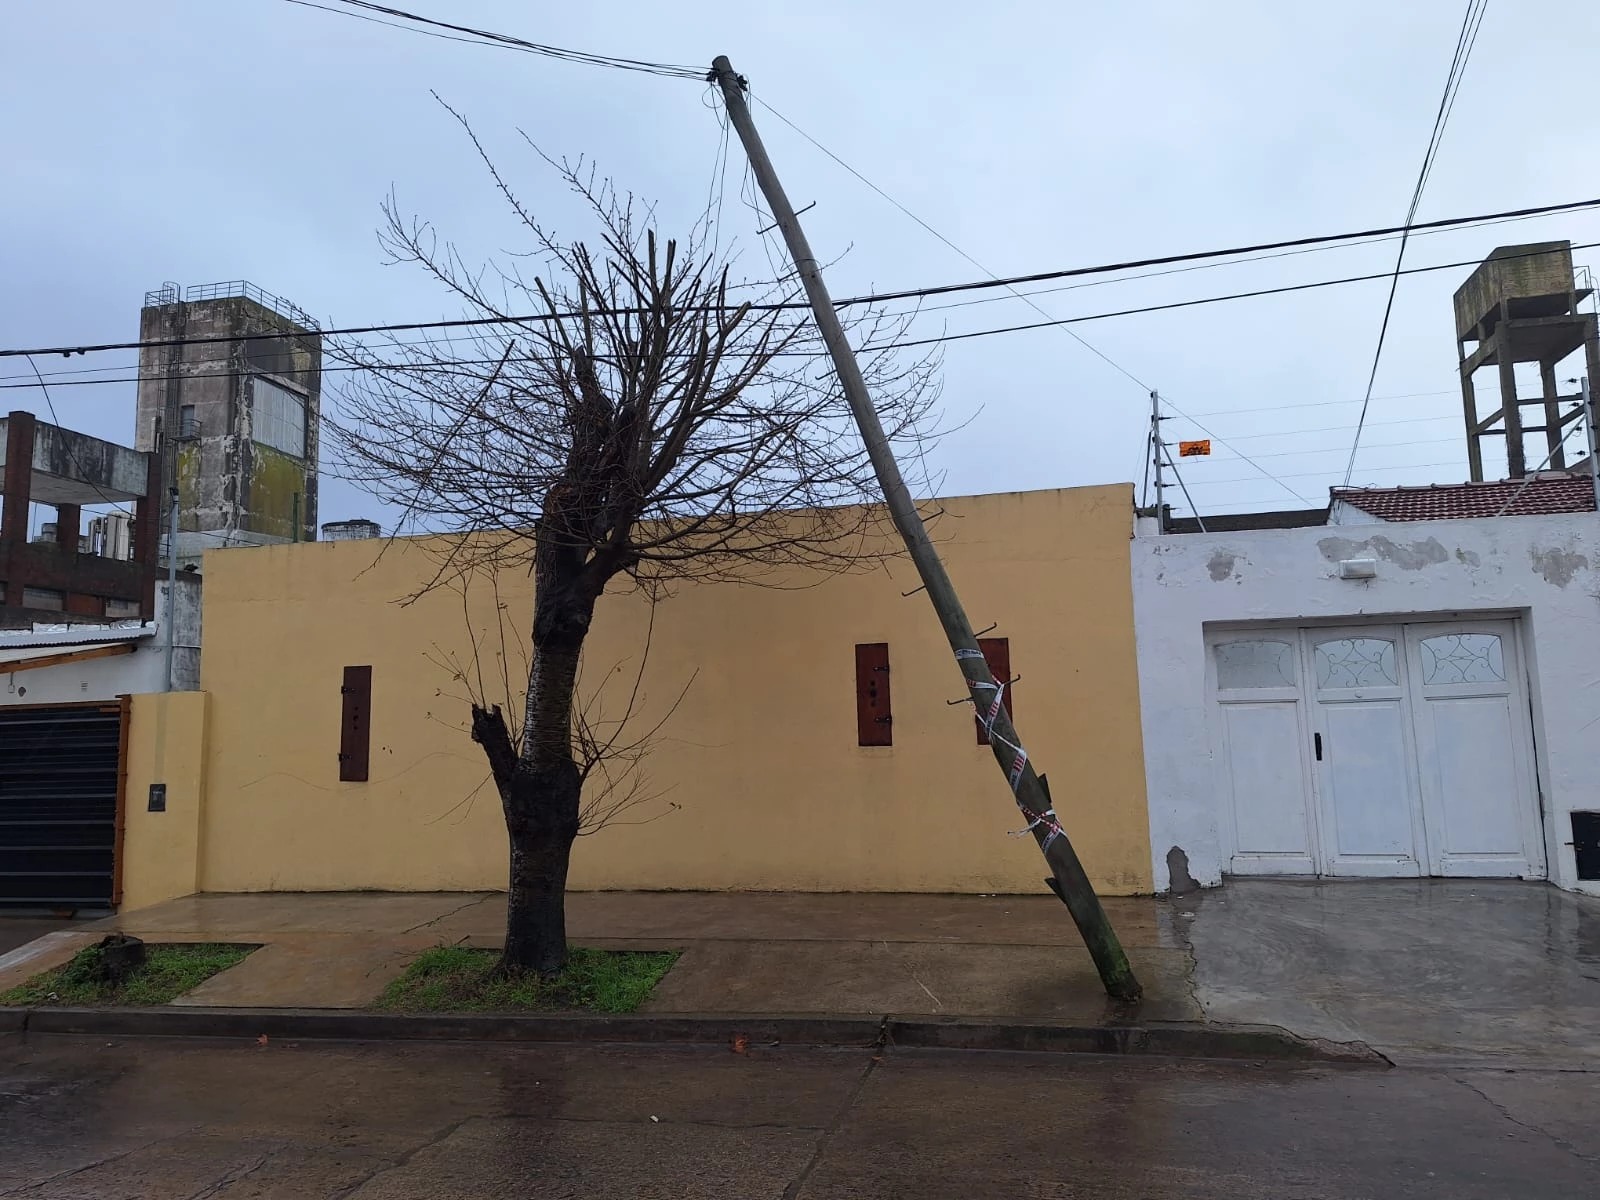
[0,704,122,909]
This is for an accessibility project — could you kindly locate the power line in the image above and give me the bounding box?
[1155,396,1314,506]
[1169,413,1456,444]
[1490,412,1592,517]
[1193,433,1462,462]
[7,239,1597,387]
[870,241,1600,354]
[18,355,133,516]
[755,96,1152,392]
[906,201,1598,320]
[746,96,1579,516]
[1164,455,1208,531]
[5,211,1595,364]
[1181,388,1459,419]
[1342,0,1489,485]
[279,0,706,79]
[1185,460,1466,488]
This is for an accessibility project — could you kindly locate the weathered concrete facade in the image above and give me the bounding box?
[0,410,160,624]
[1453,241,1600,480]
[1132,511,1600,898]
[135,285,321,564]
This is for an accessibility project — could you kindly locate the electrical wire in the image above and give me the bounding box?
[1196,433,1462,462]
[18,354,134,516]
[9,240,1597,389]
[1164,455,1208,530]
[1170,413,1456,444]
[5,219,1594,364]
[1489,406,1592,517]
[704,90,734,254]
[756,97,1151,393]
[279,0,706,78]
[903,201,1595,320]
[1342,0,1489,485]
[6,238,1593,400]
[1182,388,1459,419]
[867,241,1600,355]
[1186,460,1466,488]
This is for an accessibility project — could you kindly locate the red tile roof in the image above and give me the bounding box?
[1332,474,1596,521]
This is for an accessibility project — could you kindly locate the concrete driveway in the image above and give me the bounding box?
[1178,877,1600,1066]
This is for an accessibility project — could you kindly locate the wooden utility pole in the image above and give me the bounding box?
[711,56,1140,1001]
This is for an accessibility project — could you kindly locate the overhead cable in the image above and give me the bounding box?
[1341,0,1490,484]
[280,0,706,78]
[4,215,1594,363]
[5,239,1596,382]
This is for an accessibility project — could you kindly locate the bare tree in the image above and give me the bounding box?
[332,114,942,976]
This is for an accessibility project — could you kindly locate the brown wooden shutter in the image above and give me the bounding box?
[339,665,372,781]
[854,643,892,746]
[975,637,1012,744]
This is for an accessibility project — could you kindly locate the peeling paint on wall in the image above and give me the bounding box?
[1206,551,1238,581]
[1455,547,1481,567]
[1530,545,1589,588]
[1316,534,1449,571]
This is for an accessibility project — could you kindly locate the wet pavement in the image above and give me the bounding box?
[1,1033,1596,1197]
[0,917,82,958]
[7,881,1599,1066]
[1181,878,1600,1066]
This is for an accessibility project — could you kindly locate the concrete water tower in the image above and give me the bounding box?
[1454,241,1600,480]
[135,282,322,566]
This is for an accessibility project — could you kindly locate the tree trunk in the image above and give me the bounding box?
[500,757,582,974]
[491,540,596,976]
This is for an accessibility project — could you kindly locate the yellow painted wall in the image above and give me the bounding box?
[121,691,208,912]
[191,486,1152,895]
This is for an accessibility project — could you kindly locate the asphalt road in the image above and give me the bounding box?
[1,1035,1595,1198]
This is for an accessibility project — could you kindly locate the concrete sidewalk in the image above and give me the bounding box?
[3,892,1199,1024]
[3,880,1596,1064]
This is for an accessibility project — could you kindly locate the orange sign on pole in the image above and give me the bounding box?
[1178,440,1211,457]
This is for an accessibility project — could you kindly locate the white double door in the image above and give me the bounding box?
[1211,620,1545,878]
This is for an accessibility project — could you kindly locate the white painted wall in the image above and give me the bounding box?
[1133,511,1600,897]
[0,633,160,704]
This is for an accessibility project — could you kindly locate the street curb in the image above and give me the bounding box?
[886,1017,1388,1064]
[1,1006,1386,1064]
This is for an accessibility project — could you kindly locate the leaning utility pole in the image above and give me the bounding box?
[711,57,1140,1001]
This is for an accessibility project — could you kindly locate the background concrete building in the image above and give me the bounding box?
[135,282,322,567]
[0,410,160,625]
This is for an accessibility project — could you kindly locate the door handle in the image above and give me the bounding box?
[1314,732,1323,761]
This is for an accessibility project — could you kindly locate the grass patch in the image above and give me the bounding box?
[374,946,679,1015]
[0,942,256,1007]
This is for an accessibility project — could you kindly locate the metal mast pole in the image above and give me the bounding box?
[1150,390,1166,531]
[163,487,178,692]
[711,56,1140,1000]
[1583,376,1599,514]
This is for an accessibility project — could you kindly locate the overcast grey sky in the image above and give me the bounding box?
[3,0,1597,528]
